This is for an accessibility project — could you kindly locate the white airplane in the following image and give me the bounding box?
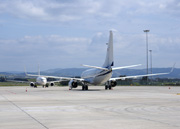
[25,67,60,88]
[25,31,174,90]
[48,30,174,90]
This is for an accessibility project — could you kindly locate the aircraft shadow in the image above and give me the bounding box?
[71,89,102,91]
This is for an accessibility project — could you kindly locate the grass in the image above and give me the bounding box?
[0,82,28,86]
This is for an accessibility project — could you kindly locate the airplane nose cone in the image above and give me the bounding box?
[40,78,47,85]
[42,80,47,85]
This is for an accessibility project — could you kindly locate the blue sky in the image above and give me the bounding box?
[0,0,180,72]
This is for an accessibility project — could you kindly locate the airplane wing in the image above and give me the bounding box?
[110,72,170,81]
[45,76,84,81]
[26,73,84,81]
[25,67,83,81]
[110,64,175,81]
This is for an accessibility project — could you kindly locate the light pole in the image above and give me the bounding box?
[144,30,150,82]
[149,50,152,75]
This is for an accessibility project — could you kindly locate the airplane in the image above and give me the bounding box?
[25,66,60,88]
[23,31,174,90]
[46,30,174,90]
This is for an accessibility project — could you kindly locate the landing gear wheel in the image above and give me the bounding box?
[85,85,88,90]
[109,86,112,90]
[82,85,88,90]
[105,85,112,90]
[82,86,85,90]
[34,84,37,88]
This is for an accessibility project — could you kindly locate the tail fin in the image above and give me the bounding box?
[102,30,114,68]
[24,66,27,75]
[38,64,40,76]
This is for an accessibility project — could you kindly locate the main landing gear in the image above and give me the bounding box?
[105,85,112,90]
[42,84,49,88]
[34,84,37,88]
[105,81,112,90]
[82,82,88,90]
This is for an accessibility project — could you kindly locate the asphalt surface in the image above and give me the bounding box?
[0,86,180,129]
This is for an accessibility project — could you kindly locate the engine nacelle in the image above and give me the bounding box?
[50,82,54,86]
[68,80,78,88]
[30,82,35,87]
[110,81,117,87]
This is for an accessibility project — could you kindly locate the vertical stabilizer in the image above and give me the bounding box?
[38,64,40,76]
[102,31,114,68]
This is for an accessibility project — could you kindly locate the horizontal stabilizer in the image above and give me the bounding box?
[82,64,109,71]
[112,64,142,70]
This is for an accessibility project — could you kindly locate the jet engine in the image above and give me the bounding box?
[50,82,54,86]
[68,79,78,88]
[30,82,37,88]
[30,82,35,87]
[110,80,117,87]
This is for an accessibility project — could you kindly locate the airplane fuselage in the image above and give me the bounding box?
[36,76,47,85]
[81,68,112,85]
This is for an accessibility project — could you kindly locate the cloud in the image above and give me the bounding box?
[161,0,180,17]
[0,0,101,22]
[0,35,91,70]
[0,31,179,71]
[0,0,179,71]
[0,35,90,55]
[0,0,175,22]
[89,31,180,67]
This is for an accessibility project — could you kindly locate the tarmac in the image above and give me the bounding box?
[0,86,180,129]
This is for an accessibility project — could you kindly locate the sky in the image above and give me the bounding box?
[0,0,180,72]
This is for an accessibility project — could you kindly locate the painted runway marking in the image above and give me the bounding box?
[0,94,49,129]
